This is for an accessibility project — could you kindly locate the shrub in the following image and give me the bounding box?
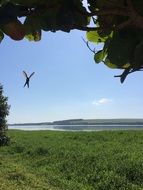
[0,84,10,146]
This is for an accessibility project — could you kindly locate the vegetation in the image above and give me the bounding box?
[0,0,143,82]
[50,118,143,125]
[0,84,10,146]
[0,130,143,190]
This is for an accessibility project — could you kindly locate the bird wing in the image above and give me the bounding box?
[23,71,28,78]
[29,72,35,78]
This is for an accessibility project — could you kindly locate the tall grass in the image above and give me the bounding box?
[0,130,143,190]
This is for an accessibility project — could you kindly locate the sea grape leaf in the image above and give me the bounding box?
[104,59,131,69]
[38,3,61,32]
[10,0,52,6]
[73,0,90,26]
[41,0,89,32]
[95,0,125,9]
[104,58,118,69]
[122,63,130,69]
[87,0,97,12]
[86,31,108,43]
[24,15,42,41]
[24,15,42,32]
[0,30,4,42]
[133,41,143,69]
[1,19,25,40]
[132,0,143,16]
[0,0,9,6]
[25,30,41,41]
[55,0,89,32]
[106,32,137,68]
[0,3,18,25]
[94,49,107,63]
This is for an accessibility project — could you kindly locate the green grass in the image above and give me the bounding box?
[0,130,143,190]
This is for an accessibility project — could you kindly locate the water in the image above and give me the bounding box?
[8,124,143,131]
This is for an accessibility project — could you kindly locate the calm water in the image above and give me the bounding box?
[8,124,143,131]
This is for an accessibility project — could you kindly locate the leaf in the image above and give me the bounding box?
[87,0,97,12]
[122,63,130,69]
[0,3,19,25]
[10,0,53,6]
[0,0,9,6]
[106,32,137,68]
[25,30,41,41]
[2,19,25,40]
[94,49,107,63]
[24,16,42,41]
[133,0,143,16]
[73,0,90,26]
[104,58,118,69]
[86,31,108,43]
[134,41,143,69]
[95,0,125,9]
[0,30,4,43]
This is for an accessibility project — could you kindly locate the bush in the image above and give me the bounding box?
[0,135,10,146]
[0,84,10,146]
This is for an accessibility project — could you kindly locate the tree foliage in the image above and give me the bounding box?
[0,84,10,146]
[0,0,143,82]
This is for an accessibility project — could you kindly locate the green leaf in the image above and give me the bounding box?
[25,30,41,41]
[24,16,42,41]
[106,32,137,68]
[104,58,118,69]
[94,49,107,63]
[86,31,108,43]
[104,58,131,69]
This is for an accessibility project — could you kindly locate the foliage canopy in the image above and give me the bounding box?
[0,0,143,82]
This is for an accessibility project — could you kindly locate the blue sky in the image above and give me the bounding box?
[1,30,143,123]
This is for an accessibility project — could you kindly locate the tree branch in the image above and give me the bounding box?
[82,37,97,54]
[126,0,134,12]
[116,19,132,30]
[74,26,99,31]
[126,0,143,29]
[74,2,128,17]
[114,66,143,83]
[89,8,128,17]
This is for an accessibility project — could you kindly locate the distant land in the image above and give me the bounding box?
[9,119,143,126]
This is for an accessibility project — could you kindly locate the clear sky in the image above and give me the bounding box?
[1,30,143,123]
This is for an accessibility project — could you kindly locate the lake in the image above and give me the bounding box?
[8,124,143,131]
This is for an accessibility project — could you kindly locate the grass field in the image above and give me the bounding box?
[0,130,143,190]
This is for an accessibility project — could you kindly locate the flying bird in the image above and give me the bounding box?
[23,71,35,88]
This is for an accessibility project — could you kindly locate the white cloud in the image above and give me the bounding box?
[92,98,112,105]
